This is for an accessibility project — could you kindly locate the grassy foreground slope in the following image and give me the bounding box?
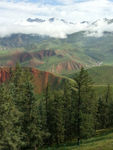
[87,65,113,85]
[67,65,113,85]
[40,128,113,150]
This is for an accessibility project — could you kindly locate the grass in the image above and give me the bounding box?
[66,65,113,85]
[40,128,113,150]
[87,66,113,85]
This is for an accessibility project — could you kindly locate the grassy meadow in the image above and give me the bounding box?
[40,128,113,150]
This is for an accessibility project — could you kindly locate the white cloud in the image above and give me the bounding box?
[0,0,113,38]
[56,0,74,4]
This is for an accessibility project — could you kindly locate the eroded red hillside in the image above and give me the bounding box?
[0,50,83,74]
[50,60,83,73]
[0,67,64,93]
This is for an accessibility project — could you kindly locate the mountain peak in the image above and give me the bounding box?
[27,17,74,24]
[27,18,46,23]
[49,18,55,22]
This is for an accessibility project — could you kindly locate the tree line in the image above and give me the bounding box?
[0,64,113,149]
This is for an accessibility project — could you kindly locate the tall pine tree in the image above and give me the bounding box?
[74,68,97,145]
[0,83,22,150]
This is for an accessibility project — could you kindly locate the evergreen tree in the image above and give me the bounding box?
[97,97,108,129]
[105,84,112,103]
[108,100,113,127]
[40,85,52,145]
[38,96,50,145]
[21,81,43,149]
[47,91,64,144]
[74,68,96,145]
[63,81,73,141]
[97,85,113,129]
[10,64,43,149]
[0,83,22,150]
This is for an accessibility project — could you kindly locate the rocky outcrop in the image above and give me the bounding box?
[0,50,83,74]
[50,60,83,73]
[33,50,56,60]
[0,67,64,93]
[0,67,10,83]
[4,50,57,66]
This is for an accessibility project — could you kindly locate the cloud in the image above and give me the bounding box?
[0,0,113,38]
[56,0,74,4]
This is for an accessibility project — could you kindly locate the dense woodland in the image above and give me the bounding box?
[0,64,113,150]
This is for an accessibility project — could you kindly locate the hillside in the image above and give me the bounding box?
[0,67,66,93]
[87,66,113,85]
[1,31,113,74]
[66,65,113,85]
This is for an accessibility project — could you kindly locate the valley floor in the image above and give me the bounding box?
[40,128,113,150]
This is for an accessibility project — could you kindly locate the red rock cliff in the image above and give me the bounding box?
[0,67,63,93]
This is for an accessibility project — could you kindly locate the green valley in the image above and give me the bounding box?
[1,32,113,74]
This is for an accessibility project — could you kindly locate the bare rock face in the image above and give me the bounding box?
[33,50,56,60]
[0,67,64,93]
[50,60,83,73]
[5,50,56,66]
[0,50,83,74]
[0,67,10,83]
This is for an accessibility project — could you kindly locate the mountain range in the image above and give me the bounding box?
[27,17,74,24]
[27,17,113,25]
[0,18,113,75]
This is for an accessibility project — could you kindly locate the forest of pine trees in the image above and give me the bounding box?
[0,65,113,149]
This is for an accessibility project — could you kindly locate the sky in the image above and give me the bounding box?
[0,0,113,38]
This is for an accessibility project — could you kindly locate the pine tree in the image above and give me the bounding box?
[21,81,43,149]
[47,91,64,144]
[74,68,96,145]
[40,85,52,145]
[38,96,50,145]
[0,83,22,150]
[97,97,108,129]
[97,85,113,129]
[10,64,43,149]
[105,84,112,103]
[63,81,73,141]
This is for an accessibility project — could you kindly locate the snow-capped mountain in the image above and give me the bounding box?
[27,17,74,24]
[27,18,45,23]
[1,17,113,38]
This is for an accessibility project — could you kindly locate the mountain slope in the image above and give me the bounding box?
[67,66,113,85]
[87,66,113,85]
[1,20,113,74]
[0,67,66,93]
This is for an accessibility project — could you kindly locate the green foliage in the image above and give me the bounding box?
[0,83,22,150]
[97,85,113,129]
[46,90,65,145]
[11,64,44,149]
[63,81,75,140]
[74,68,97,144]
[0,65,113,149]
[87,66,113,85]
[2,32,113,74]
[39,128,113,150]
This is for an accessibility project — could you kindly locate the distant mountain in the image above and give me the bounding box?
[0,31,113,74]
[49,18,55,23]
[27,17,113,26]
[27,17,74,24]
[27,18,45,23]
[0,18,113,74]
[103,18,113,24]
